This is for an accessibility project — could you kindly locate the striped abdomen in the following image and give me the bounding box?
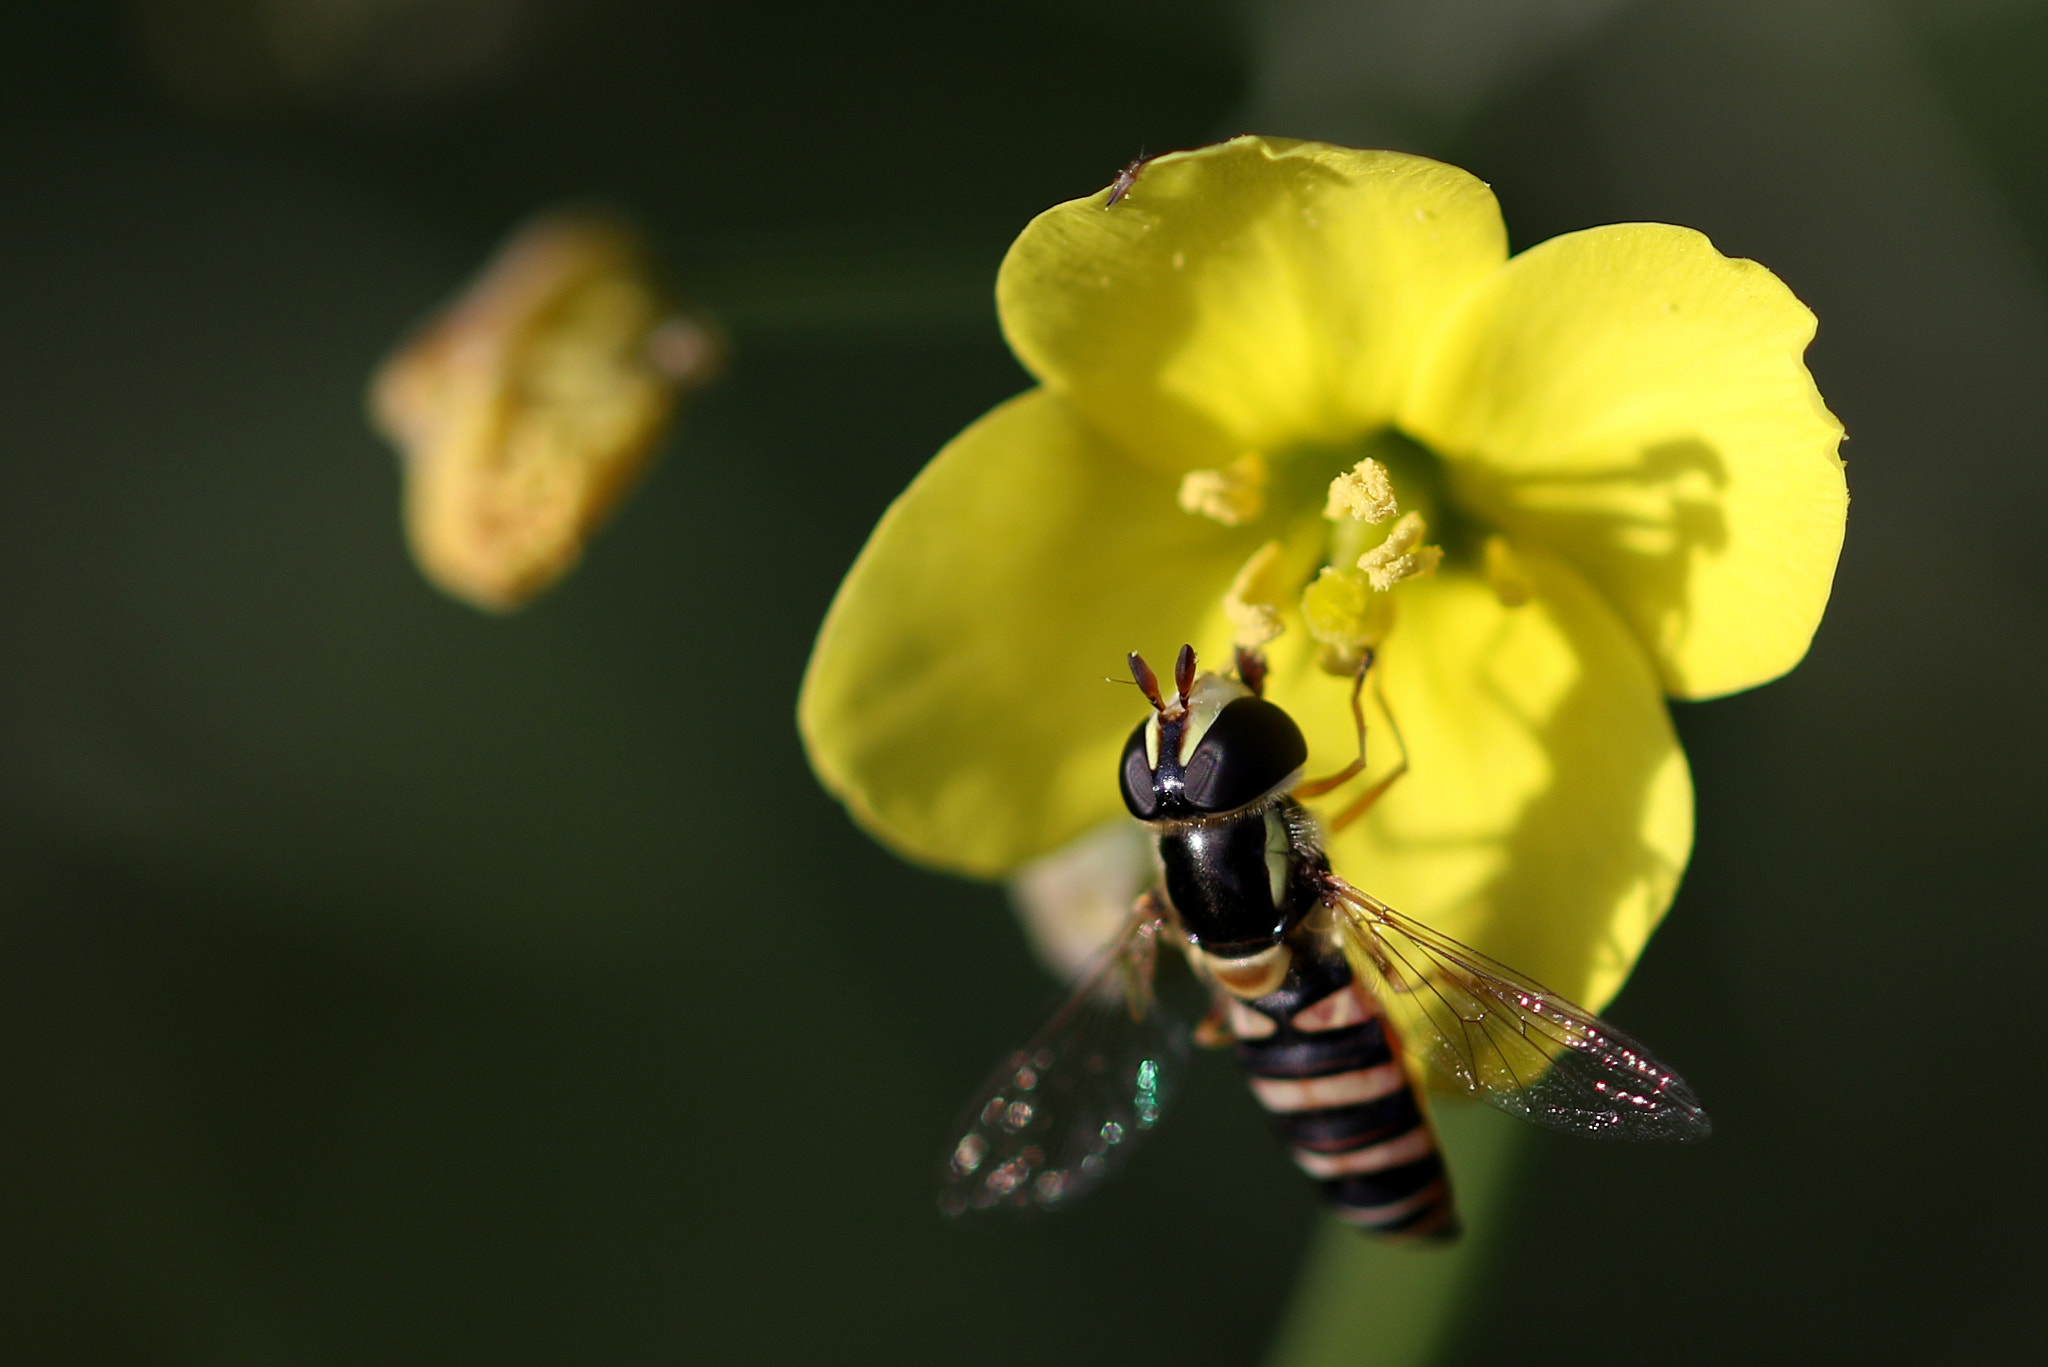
[1230,939,1457,1238]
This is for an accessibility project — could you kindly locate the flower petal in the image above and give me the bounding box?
[998,137,1507,474]
[1401,224,1847,699]
[798,390,1254,877]
[1266,551,1691,1013]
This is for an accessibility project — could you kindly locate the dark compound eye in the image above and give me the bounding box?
[1181,698,1308,813]
[1119,720,1160,819]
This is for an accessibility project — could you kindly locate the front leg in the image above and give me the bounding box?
[1193,989,1238,1048]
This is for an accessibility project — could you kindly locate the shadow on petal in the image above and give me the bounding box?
[1308,553,1691,1017]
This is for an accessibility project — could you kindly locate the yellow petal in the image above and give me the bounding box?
[997,137,1507,474]
[798,390,1254,877]
[1401,223,1847,698]
[1266,550,1691,1013]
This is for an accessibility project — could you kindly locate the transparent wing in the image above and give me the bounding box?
[938,901,1190,1216]
[1327,879,1712,1141]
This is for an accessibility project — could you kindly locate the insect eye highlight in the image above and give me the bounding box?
[1182,698,1307,813]
[1119,722,1159,819]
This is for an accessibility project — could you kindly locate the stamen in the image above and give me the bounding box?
[1323,457,1400,524]
[1483,535,1532,607]
[1177,451,1269,526]
[1356,511,1443,591]
[1224,540,1290,648]
[1300,566,1395,676]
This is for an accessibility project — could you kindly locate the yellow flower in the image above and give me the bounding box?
[798,136,1844,1012]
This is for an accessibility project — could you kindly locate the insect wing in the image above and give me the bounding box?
[938,911,1189,1216]
[1328,881,1711,1141]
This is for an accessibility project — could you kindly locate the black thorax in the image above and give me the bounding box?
[1156,795,1328,955]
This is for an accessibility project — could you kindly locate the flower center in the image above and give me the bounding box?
[1178,429,1494,676]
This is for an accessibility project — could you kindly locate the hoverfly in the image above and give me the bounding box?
[939,645,1709,1236]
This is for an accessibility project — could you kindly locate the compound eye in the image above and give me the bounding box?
[1181,698,1307,813]
[1119,721,1159,819]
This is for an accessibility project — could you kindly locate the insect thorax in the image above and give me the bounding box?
[1155,795,1327,957]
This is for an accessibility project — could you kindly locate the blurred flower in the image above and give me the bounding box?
[370,210,723,612]
[799,136,1844,1011]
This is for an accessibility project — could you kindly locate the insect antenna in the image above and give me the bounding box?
[1172,644,1197,705]
[1128,652,1167,712]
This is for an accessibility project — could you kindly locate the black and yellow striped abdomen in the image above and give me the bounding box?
[1230,939,1457,1238]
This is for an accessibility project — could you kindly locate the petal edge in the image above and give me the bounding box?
[1402,223,1847,698]
[1000,137,1508,474]
[799,390,1254,877]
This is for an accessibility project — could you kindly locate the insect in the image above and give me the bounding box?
[1105,153,1149,208]
[938,644,1710,1236]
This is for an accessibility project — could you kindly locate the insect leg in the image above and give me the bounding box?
[1234,645,1269,697]
[1295,648,1376,799]
[1326,670,1410,834]
[1192,990,1236,1048]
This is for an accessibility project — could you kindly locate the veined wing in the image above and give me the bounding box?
[938,900,1190,1216]
[1326,879,1711,1142]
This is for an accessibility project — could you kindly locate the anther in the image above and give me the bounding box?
[1177,452,1269,526]
[1356,511,1443,591]
[1324,457,1399,524]
[1224,539,1290,649]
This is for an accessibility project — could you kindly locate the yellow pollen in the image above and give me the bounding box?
[1483,534,1532,607]
[1356,511,1443,591]
[1323,457,1399,524]
[1177,451,1269,526]
[1224,540,1291,648]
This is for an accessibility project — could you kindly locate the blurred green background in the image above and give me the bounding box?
[3,1,2044,1362]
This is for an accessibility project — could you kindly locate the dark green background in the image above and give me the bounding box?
[2,2,2042,1362]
